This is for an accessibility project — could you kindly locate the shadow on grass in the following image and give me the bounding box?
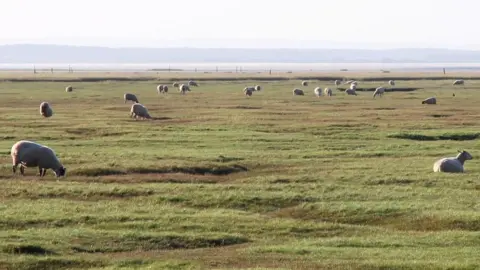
[387,132,480,141]
[2,245,56,256]
[73,164,248,177]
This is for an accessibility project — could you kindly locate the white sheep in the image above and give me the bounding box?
[130,103,152,120]
[65,86,73,92]
[345,80,355,85]
[433,150,473,173]
[179,84,191,95]
[293,89,304,96]
[373,87,386,98]
[350,81,358,88]
[10,140,66,177]
[254,85,262,91]
[302,81,308,86]
[39,102,53,118]
[345,88,357,96]
[172,82,180,88]
[244,87,253,97]
[389,80,395,87]
[324,87,333,96]
[124,93,139,103]
[422,97,436,104]
[314,87,322,97]
[188,80,199,87]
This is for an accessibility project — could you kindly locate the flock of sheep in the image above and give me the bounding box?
[9,78,473,178]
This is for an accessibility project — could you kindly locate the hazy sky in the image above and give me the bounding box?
[0,0,477,49]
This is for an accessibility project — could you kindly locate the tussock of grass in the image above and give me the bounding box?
[387,132,480,141]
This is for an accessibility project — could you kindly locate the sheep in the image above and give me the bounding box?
[173,82,180,88]
[433,150,473,173]
[453,79,464,86]
[344,80,355,85]
[124,93,139,103]
[130,103,152,120]
[373,87,386,98]
[345,88,357,96]
[162,85,169,93]
[324,87,333,96]
[179,84,191,95]
[10,140,66,177]
[188,80,199,87]
[350,81,358,87]
[389,80,395,87]
[334,80,340,88]
[254,85,262,91]
[39,102,53,118]
[314,87,322,97]
[293,89,304,96]
[422,97,436,104]
[244,87,253,97]
[65,85,73,92]
[157,85,168,94]
[302,81,308,86]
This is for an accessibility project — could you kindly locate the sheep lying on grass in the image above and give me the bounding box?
[453,79,464,86]
[293,89,304,96]
[314,87,322,97]
[433,150,473,173]
[302,81,308,86]
[254,85,261,91]
[188,80,199,87]
[422,97,436,104]
[10,140,66,177]
[39,102,53,118]
[65,85,73,92]
[389,80,395,87]
[124,93,139,103]
[345,88,357,96]
[130,103,152,120]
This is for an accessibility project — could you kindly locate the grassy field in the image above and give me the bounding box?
[0,72,479,270]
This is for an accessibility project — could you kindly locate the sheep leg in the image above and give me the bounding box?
[41,168,46,177]
[19,165,25,176]
[12,164,17,174]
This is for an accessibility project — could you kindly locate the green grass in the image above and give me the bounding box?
[0,75,479,269]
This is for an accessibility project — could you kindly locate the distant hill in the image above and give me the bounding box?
[2,44,480,63]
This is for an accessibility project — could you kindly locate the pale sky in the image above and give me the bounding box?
[0,0,477,49]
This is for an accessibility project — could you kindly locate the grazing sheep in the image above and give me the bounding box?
[244,87,253,97]
[10,140,66,177]
[373,87,386,98]
[389,80,395,87]
[254,85,262,91]
[334,80,340,88]
[162,85,168,93]
[188,80,199,87]
[293,89,304,96]
[124,93,139,103]
[157,85,168,94]
[302,81,308,86]
[433,150,473,173]
[345,80,355,85]
[65,85,73,92]
[453,79,464,86]
[422,97,436,104]
[130,103,152,120]
[173,82,180,88]
[39,102,53,118]
[179,84,191,95]
[324,87,333,96]
[314,87,322,97]
[345,88,357,96]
